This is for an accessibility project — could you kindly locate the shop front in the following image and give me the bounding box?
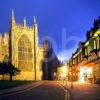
[79,67,93,82]
[94,59,100,83]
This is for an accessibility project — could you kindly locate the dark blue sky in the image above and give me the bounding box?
[0,0,100,61]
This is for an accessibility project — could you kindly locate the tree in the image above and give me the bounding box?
[0,62,20,81]
[0,63,6,80]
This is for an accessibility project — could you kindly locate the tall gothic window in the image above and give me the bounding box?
[96,36,100,50]
[18,35,33,71]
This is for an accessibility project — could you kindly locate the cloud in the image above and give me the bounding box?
[57,46,78,63]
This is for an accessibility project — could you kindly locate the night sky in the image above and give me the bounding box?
[0,0,100,62]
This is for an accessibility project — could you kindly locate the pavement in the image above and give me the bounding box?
[60,81,100,100]
[0,81,70,100]
[0,81,44,96]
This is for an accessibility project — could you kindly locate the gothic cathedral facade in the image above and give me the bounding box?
[0,10,43,80]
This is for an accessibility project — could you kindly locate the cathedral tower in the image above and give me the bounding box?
[9,10,43,80]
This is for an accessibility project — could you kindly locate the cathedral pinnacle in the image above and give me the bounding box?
[23,17,27,27]
[11,9,16,26]
[34,16,37,24]
[12,9,14,17]
[12,9,15,21]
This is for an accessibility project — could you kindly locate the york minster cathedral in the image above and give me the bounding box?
[0,10,43,80]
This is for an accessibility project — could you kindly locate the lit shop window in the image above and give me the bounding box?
[79,67,92,82]
[85,48,88,56]
[93,40,96,50]
[96,36,100,49]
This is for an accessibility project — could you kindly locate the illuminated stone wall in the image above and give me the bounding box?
[10,10,43,80]
[0,10,43,80]
[0,32,9,62]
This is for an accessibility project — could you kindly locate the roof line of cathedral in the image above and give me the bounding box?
[11,9,37,28]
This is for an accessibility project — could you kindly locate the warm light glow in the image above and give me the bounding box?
[94,33,98,37]
[79,67,86,82]
[94,40,96,49]
[61,66,67,72]
[79,67,92,82]
[57,66,68,78]
[94,31,100,37]
[85,41,89,46]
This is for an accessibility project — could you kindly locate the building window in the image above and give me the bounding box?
[87,45,91,55]
[18,35,33,71]
[78,53,81,62]
[85,47,88,56]
[72,59,74,64]
[93,40,97,50]
[96,36,100,50]
[98,51,100,57]
[76,56,78,64]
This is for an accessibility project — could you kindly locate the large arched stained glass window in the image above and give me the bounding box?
[18,35,33,71]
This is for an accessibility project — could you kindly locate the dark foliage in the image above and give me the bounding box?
[0,62,20,81]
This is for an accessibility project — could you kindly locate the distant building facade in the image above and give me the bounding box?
[0,10,43,80]
[67,17,100,83]
[42,39,60,80]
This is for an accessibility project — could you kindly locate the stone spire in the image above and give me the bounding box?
[23,17,26,27]
[12,9,14,17]
[33,16,37,30]
[12,9,15,22]
[33,16,38,45]
[34,16,37,24]
[11,9,16,27]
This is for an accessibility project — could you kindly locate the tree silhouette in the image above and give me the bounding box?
[0,63,6,80]
[0,62,20,81]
